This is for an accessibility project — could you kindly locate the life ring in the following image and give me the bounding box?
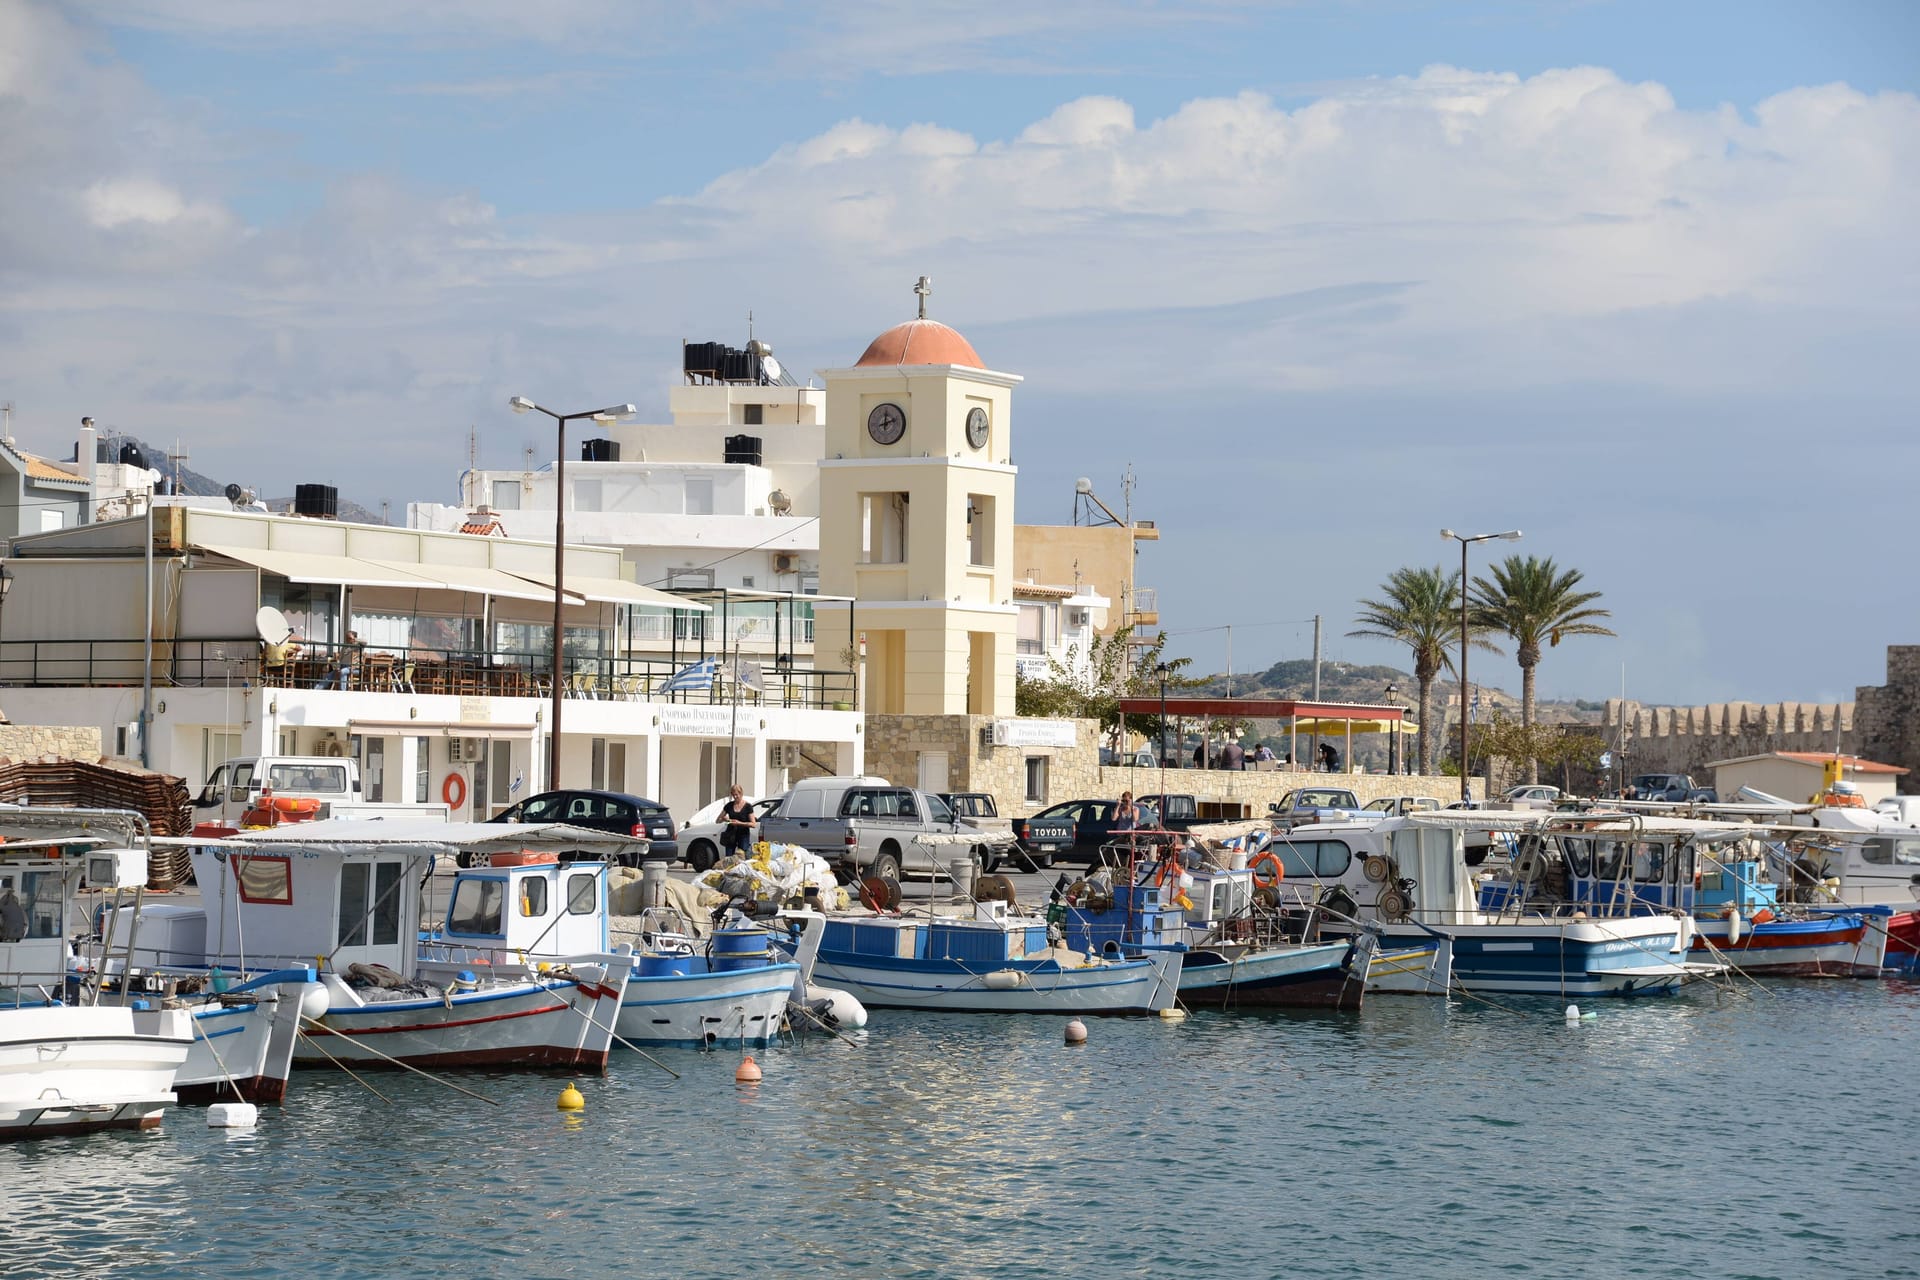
[442,772,467,809]
[1250,851,1285,889]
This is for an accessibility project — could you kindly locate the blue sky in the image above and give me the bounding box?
[3,1,1916,705]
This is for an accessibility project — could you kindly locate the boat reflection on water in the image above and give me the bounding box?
[3,1128,203,1272]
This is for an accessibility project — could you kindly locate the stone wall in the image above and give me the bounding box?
[0,724,104,761]
[1856,646,1920,793]
[1603,697,1855,781]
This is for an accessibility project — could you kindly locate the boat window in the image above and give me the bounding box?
[447,878,505,936]
[1559,837,1592,877]
[3,871,64,940]
[1591,840,1626,880]
[338,860,403,947]
[235,855,294,905]
[566,874,597,915]
[1632,842,1667,883]
[1865,838,1920,866]
[1272,839,1351,878]
[520,876,548,917]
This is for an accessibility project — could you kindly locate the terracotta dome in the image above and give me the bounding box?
[854,319,983,369]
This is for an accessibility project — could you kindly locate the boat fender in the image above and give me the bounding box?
[981,970,1026,990]
[1726,908,1743,946]
[1672,914,1695,955]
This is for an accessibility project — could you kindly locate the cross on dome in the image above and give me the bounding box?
[913,275,932,319]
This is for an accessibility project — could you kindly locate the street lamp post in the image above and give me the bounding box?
[1440,528,1522,803]
[0,564,13,684]
[1384,682,1399,776]
[510,397,638,791]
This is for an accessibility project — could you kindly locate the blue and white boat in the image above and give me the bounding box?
[1271,811,1725,997]
[776,897,1181,1015]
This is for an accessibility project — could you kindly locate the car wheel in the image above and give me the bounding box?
[456,852,475,870]
[688,839,718,873]
[1023,847,1050,872]
[978,843,1002,874]
[871,848,902,882]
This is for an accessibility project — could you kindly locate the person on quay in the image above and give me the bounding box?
[719,784,757,859]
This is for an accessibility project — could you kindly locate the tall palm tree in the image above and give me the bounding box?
[1349,566,1498,775]
[1471,555,1616,783]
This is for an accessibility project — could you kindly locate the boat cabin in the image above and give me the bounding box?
[190,841,423,977]
[427,856,610,964]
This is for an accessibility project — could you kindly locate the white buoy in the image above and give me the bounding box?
[1064,1018,1088,1044]
[1158,1007,1188,1021]
[1565,1004,1581,1023]
[207,1101,259,1129]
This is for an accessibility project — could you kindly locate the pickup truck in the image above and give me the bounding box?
[1270,787,1367,824]
[762,784,1007,881]
[194,755,451,826]
[1624,773,1717,804]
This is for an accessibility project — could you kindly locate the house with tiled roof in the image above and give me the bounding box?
[1707,750,1908,807]
[0,435,89,541]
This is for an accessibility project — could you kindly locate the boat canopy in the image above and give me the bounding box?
[1403,811,1771,842]
[213,818,644,858]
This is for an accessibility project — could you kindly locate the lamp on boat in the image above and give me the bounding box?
[508,396,638,789]
[1439,528,1520,803]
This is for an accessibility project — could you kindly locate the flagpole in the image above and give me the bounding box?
[729,636,739,789]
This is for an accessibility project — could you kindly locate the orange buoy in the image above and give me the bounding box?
[488,851,560,867]
[735,1055,763,1083]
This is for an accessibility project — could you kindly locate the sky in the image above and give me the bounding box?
[2,0,1916,706]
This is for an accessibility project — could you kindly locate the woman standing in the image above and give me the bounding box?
[719,784,757,858]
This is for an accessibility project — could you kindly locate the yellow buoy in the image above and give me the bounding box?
[557,1081,585,1111]
[735,1055,763,1083]
[1159,1007,1188,1021]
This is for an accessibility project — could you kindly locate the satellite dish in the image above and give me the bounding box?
[760,354,782,382]
[224,483,242,503]
[255,606,293,645]
[768,489,792,514]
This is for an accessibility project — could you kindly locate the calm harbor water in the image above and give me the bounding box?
[7,979,1917,1279]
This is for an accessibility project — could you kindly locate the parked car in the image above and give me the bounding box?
[1624,773,1716,803]
[1099,746,1158,768]
[482,789,675,867]
[1271,787,1366,824]
[1502,784,1563,810]
[677,795,783,872]
[1017,798,1172,870]
[940,794,1017,870]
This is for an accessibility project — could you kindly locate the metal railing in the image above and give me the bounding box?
[0,637,856,711]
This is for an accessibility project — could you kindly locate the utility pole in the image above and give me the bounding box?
[1312,615,1322,700]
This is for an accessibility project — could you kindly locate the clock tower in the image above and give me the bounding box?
[815,278,1021,716]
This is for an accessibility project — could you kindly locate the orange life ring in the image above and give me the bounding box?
[272,796,321,815]
[443,772,467,809]
[490,850,557,867]
[1250,851,1285,889]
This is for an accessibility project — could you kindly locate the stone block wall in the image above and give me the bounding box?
[0,724,104,760]
[864,714,1105,809]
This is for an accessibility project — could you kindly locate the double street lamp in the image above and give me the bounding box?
[509,396,637,790]
[1440,528,1521,803]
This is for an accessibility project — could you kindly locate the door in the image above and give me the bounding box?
[917,751,949,794]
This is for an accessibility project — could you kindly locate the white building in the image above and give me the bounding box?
[0,503,862,821]
[1013,580,1110,683]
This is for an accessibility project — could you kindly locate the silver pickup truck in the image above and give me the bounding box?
[762,784,1011,880]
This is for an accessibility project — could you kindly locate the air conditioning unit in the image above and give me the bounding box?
[1068,608,1090,628]
[448,738,479,763]
[991,722,1013,747]
[769,743,801,769]
[773,553,796,573]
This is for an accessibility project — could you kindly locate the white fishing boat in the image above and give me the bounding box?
[1271,811,1726,997]
[420,854,802,1049]
[0,806,318,1109]
[192,820,636,1072]
[0,1003,194,1140]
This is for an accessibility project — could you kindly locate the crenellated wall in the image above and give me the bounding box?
[1604,697,1855,780]
[1855,645,1920,793]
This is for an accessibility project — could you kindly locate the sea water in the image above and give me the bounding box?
[5,979,1916,1279]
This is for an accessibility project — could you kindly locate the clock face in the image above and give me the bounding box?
[867,402,906,446]
[965,406,989,450]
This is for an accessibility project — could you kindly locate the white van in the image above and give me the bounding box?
[1873,796,1920,828]
[195,756,448,824]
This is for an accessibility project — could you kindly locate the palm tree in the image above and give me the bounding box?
[1471,555,1616,783]
[1349,566,1498,775]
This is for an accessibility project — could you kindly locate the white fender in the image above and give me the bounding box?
[1726,908,1743,946]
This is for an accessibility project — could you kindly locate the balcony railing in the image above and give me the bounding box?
[0,637,856,711]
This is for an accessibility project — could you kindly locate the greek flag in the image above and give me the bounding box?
[659,658,716,694]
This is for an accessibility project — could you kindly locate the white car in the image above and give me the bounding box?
[1502,785,1563,811]
[676,795,782,872]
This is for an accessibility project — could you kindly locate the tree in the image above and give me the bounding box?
[1349,565,1498,775]
[1470,555,1616,783]
[1013,626,1197,750]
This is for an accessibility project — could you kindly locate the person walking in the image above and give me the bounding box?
[719,784,757,858]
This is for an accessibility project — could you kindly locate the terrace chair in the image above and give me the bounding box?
[394,663,416,694]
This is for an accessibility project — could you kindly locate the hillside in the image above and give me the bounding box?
[109,434,385,525]
[1184,658,1602,724]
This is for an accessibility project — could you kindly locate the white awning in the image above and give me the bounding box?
[362,559,572,604]
[506,568,709,611]
[196,543,438,589]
